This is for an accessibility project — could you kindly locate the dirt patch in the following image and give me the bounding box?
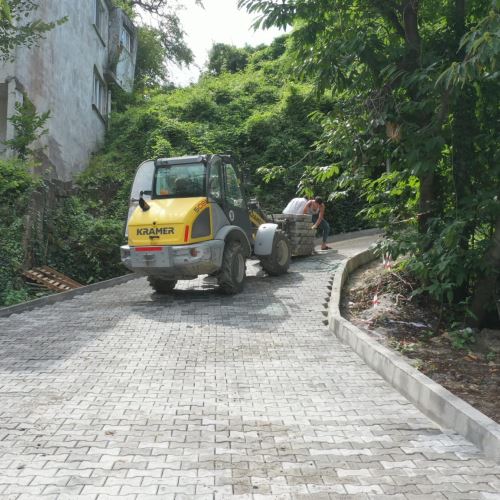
[341,258,500,423]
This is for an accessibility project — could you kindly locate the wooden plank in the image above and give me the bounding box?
[39,266,83,288]
[23,267,79,292]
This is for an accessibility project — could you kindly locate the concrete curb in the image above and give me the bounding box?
[0,229,378,320]
[0,273,140,318]
[328,247,500,461]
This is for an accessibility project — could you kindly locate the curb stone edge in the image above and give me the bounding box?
[328,247,500,461]
[0,229,380,319]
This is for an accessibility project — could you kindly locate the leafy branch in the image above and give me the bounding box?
[4,94,50,160]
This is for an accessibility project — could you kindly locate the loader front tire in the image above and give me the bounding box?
[218,241,246,294]
[260,230,291,276]
[148,276,177,293]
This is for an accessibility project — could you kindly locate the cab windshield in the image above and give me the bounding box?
[153,163,206,198]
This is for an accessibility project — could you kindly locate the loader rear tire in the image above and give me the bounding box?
[148,277,177,293]
[260,230,291,276]
[218,241,246,294]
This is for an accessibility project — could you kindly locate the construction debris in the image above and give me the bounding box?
[23,266,83,292]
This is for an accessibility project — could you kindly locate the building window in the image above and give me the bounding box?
[94,0,106,40]
[93,69,107,119]
[120,24,133,53]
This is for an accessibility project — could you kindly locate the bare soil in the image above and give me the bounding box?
[341,258,500,423]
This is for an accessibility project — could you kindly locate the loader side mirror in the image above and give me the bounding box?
[139,197,150,211]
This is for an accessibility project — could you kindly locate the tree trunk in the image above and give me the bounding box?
[450,0,477,300]
[402,0,421,59]
[418,172,434,234]
[451,0,474,205]
[469,214,500,328]
[400,1,437,235]
[451,85,477,301]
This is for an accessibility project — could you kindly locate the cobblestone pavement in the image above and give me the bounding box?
[0,235,499,499]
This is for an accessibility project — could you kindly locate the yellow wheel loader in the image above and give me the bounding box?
[120,154,291,294]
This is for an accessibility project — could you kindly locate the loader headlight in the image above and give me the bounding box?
[172,246,211,263]
[120,245,131,260]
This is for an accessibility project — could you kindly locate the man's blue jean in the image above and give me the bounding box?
[312,214,330,243]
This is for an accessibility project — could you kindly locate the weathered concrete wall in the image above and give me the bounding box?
[0,0,136,181]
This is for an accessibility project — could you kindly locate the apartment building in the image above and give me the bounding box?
[0,0,137,180]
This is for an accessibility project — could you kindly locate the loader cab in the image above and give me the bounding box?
[153,154,253,240]
[127,155,253,241]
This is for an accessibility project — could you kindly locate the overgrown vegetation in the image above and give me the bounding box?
[44,36,368,291]
[240,0,500,329]
[0,158,39,305]
[0,93,51,304]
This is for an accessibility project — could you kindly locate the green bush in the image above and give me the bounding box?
[46,197,126,284]
[0,158,38,306]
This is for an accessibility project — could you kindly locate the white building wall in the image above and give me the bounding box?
[0,0,136,181]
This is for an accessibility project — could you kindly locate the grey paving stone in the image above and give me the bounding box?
[0,235,498,497]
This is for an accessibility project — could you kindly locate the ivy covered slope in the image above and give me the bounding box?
[80,37,332,214]
[46,37,367,290]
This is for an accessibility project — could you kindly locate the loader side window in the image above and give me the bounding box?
[224,164,244,208]
[130,161,154,201]
[208,158,222,201]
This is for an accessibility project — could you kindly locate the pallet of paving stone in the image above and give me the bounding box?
[271,213,315,256]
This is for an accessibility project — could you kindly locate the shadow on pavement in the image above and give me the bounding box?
[0,253,340,372]
[129,268,306,333]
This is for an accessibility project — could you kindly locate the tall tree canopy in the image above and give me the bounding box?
[114,0,200,79]
[239,0,500,327]
[207,43,256,75]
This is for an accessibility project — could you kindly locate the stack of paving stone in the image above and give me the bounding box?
[272,213,315,256]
